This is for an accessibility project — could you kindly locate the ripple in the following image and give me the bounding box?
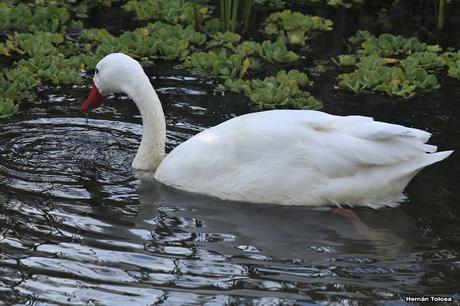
[0,117,140,202]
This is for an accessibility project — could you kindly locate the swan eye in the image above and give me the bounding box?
[95,68,99,74]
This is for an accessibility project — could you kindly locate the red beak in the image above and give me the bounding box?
[80,81,104,113]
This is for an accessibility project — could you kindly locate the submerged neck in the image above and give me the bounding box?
[126,75,166,171]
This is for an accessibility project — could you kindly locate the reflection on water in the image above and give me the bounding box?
[0,181,444,305]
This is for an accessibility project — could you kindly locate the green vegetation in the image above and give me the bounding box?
[1,32,65,57]
[254,0,286,8]
[219,0,240,32]
[183,51,253,79]
[0,18,209,117]
[336,31,458,98]
[337,55,440,98]
[0,72,35,118]
[1,0,458,118]
[122,0,211,26]
[0,0,331,118]
[79,22,207,62]
[306,0,364,8]
[0,98,18,118]
[225,70,321,109]
[254,0,364,8]
[334,55,356,66]
[0,3,82,32]
[348,31,442,57]
[181,32,300,78]
[442,51,460,79]
[264,10,333,46]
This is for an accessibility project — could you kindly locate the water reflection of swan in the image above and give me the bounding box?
[2,183,430,305]
[80,53,452,207]
[130,179,430,261]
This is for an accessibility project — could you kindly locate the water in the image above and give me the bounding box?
[1,6,460,306]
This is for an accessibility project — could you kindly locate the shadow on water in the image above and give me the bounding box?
[1,3,460,305]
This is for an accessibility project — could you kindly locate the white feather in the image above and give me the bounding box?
[154,110,452,208]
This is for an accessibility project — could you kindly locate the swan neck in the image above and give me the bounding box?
[128,76,166,171]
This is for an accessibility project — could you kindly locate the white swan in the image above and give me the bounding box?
[80,53,452,208]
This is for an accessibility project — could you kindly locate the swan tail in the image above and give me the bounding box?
[418,150,454,168]
[373,150,453,209]
[397,150,452,183]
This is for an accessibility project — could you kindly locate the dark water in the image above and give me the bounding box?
[1,6,460,306]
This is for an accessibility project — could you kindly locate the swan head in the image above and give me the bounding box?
[80,53,145,112]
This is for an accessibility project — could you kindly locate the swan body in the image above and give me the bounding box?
[81,53,453,208]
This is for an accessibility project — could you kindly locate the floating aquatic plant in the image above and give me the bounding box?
[335,31,460,97]
[254,0,286,8]
[349,31,442,57]
[0,98,19,118]
[255,0,363,8]
[207,31,241,52]
[337,54,440,98]
[206,32,299,62]
[0,18,211,116]
[182,51,252,78]
[264,10,333,46]
[442,51,460,79]
[183,34,300,78]
[122,0,211,26]
[225,70,321,109]
[401,52,446,71]
[333,55,356,67]
[0,3,81,32]
[8,55,84,85]
[306,0,364,8]
[1,32,64,57]
[79,22,206,64]
[0,74,35,117]
[260,41,299,63]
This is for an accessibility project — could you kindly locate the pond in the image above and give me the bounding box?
[1,4,460,305]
